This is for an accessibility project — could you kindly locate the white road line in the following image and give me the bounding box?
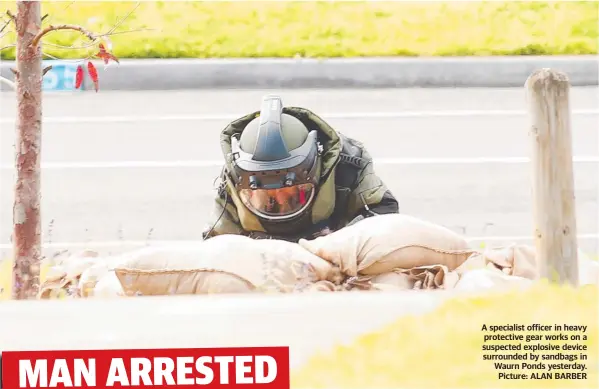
[0,109,597,124]
[1,156,598,170]
[1,234,598,250]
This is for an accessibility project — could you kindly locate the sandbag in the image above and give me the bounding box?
[87,271,125,298]
[78,255,131,298]
[342,264,459,291]
[370,265,459,290]
[114,235,342,296]
[455,245,538,279]
[303,280,338,292]
[456,244,599,286]
[299,214,474,277]
[38,250,102,299]
[369,272,413,290]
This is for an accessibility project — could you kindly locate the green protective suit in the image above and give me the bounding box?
[202,106,400,242]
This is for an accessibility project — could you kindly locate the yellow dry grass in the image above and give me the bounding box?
[292,282,598,389]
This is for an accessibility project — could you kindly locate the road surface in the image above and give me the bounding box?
[0,291,458,369]
[0,88,597,257]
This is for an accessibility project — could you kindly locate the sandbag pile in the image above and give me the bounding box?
[298,214,599,291]
[38,234,344,299]
[37,214,599,299]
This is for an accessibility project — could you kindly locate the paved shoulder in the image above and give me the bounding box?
[1,56,597,90]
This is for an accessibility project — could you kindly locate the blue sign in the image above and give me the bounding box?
[42,60,83,92]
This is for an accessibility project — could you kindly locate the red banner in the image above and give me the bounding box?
[1,347,289,388]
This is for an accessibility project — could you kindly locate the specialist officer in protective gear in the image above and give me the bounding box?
[202,95,399,242]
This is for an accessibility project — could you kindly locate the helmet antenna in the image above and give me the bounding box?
[252,95,290,161]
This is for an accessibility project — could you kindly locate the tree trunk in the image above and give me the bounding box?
[12,1,42,300]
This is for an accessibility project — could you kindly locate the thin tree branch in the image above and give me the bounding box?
[5,10,16,24]
[105,2,140,36]
[0,44,15,52]
[0,17,14,40]
[31,24,97,48]
[39,1,145,52]
[41,1,75,27]
[0,75,15,90]
[62,1,76,12]
[42,66,53,76]
[42,28,156,50]
[0,17,11,35]
[4,9,16,41]
[42,51,92,64]
[105,27,157,36]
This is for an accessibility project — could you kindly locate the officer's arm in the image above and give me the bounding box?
[202,187,247,240]
[345,149,399,225]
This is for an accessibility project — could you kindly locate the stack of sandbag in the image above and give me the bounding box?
[38,234,344,299]
[299,213,477,291]
[299,213,599,291]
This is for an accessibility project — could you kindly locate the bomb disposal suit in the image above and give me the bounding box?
[202,95,399,242]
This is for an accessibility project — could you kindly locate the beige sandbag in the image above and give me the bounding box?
[454,268,533,292]
[78,255,130,297]
[370,272,413,290]
[89,271,125,298]
[299,214,474,277]
[43,265,67,283]
[455,245,538,279]
[38,250,102,299]
[302,280,338,292]
[38,278,72,299]
[117,268,255,296]
[344,265,458,291]
[114,235,342,296]
[457,244,598,286]
[400,265,459,290]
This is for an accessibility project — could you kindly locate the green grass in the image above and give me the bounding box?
[0,1,597,60]
[292,282,598,389]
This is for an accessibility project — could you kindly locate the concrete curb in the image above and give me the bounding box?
[1,55,598,91]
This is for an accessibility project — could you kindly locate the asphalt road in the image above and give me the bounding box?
[0,88,597,257]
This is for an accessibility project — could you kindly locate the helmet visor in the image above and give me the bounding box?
[239,183,315,220]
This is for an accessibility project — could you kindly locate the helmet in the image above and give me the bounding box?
[229,95,322,222]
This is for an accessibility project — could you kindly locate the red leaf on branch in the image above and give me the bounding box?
[87,61,99,92]
[96,43,120,65]
[74,65,84,89]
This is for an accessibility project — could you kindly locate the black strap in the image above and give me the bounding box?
[330,133,366,225]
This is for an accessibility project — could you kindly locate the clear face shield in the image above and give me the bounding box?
[239,183,316,220]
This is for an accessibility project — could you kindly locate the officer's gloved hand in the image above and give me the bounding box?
[201,225,213,240]
[346,214,365,227]
[312,227,332,238]
[247,231,276,240]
